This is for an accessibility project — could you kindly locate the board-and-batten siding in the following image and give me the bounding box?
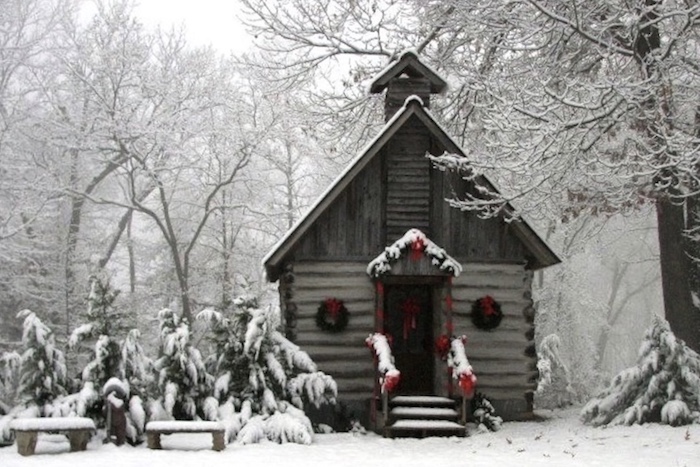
[386,115,431,241]
[289,262,376,401]
[451,263,537,401]
[296,155,384,259]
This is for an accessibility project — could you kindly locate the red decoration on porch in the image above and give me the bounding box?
[316,298,350,333]
[400,297,421,339]
[409,237,425,261]
[458,372,477,398]
[471,295,503,331]
[435,334,451,360]
[383,371,400,393]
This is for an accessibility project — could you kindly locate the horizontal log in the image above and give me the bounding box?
[303,346,372,362]
[334,377,375,393]
[296,331,374,347]
[316,360,375,376]
[294,262,368,274]
[295,314,376,331]
[293,277,373,289]
[294,288,374,302]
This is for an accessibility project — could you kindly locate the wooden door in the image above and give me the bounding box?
[384,284,434,394]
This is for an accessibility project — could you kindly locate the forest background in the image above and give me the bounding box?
[1,0,698,407]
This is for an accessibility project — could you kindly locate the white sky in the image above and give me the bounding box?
[133,0,251,53]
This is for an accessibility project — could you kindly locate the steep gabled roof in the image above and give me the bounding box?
[369,50,447,94]
[263,97,560,281]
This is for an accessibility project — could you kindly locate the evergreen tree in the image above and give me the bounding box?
[582,318,700,426]
[69,275,124,386]
[198,297,337,444]
[16,310,67,410]
[535,334,576,409]
[153,308,212,420]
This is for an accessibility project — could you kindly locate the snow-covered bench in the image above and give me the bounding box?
[9,417,96,456]
[145,421,226,451]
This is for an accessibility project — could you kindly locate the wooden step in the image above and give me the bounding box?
[390,407,459,420]
[387,419,466,438]
[390,395,456,407]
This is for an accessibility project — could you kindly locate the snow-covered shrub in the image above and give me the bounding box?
[153,308,212,420]
[535,334,575,408]
[197,297,337,444]
[0,351,20,414]
[581,318,700,426]
[472,393,502,432]
[16,309,67,409]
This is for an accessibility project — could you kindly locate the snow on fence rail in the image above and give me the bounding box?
[365,333,400,394]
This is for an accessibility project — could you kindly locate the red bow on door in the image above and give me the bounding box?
[401,297,421,339]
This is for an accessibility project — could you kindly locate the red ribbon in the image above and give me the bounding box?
[401,297,421,339]
[459,373,477,398]
[324,298,342,319]
[435,334,451,360]
[481,296,497,316]
[383,372,400,393]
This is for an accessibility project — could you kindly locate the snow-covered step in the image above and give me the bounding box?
[390,406,459,420]
[390,395,456,407]
[387,419,466,438]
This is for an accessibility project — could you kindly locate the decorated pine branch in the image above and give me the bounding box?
[581,318,700,426]
[366,229,462,277]
[447,336,477,398]
[365,333,400,393]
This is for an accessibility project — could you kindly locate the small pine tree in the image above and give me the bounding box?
[153,308,212,420]
[535,334,576,408]
[15,310,67,410]
[582,318,700,426]
[69,275,124,386]
[472,393,502,432]
[197,297,337,444]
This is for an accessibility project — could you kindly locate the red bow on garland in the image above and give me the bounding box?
[459,372,477,399]
[435,334,451,360]
[409,238,425,262]
[401,297,421,339]
[383,371,400,393]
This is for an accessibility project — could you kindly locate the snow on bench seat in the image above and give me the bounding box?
[145,421,226,451]
[145,421,224,433]
[9,417,95,456]
[10,417,96,431]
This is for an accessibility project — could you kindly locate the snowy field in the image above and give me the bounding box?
[1,409,698,467]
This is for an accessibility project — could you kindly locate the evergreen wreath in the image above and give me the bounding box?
[316,298,350,333]
[471,295,503,330]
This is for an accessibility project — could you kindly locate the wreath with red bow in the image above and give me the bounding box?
[471,295,503,330]
[316,298,350,333]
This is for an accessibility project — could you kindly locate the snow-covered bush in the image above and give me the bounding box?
[152,308,212,420]
[15,309,67,409]
[581,318,700,426]
[0,351,20,414]
[472,393,502,432]
[198,297,337,444]
[535,334,575,408]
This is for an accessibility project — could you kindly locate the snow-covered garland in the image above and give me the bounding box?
[365,333,400,393]
[366,229,462,277]
[315,298,350,333]
[471,295,503,331]
[447,336,477,398]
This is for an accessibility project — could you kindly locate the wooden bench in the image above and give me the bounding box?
[145,421,226,451]
[10,417,96,456]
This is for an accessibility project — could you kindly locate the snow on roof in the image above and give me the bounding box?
[145,421,225,432]
[367,228,462,278]
[368,49,447,94]
[10,417,96,431]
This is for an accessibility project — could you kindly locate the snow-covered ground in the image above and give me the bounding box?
[1,409,698,467]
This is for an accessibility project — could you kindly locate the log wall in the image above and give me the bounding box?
[451,263,537,411]
[286,261,377,402]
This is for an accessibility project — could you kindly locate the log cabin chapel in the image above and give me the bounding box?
[263,50,560,435]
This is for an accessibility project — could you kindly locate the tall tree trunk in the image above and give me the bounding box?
[635,0,699,351]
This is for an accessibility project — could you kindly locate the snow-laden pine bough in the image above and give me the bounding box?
[446,336,477,424]
[366,333,401,427]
